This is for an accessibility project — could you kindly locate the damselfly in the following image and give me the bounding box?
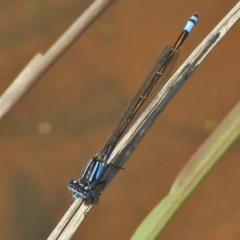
[68,13,199,202]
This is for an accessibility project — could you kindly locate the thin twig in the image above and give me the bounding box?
[48,2,240,239]
[0,0,114,121]
[97,0,240,203]
[47,199,91,240]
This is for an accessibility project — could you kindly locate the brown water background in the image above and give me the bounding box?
[0,1,240,239]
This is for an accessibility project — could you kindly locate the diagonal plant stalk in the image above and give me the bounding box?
[0,0,114,121]
[130,2,240,239]
[131,100,240,240]
[47,2,240,239]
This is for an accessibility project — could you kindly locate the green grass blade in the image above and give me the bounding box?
[131,101,240,240]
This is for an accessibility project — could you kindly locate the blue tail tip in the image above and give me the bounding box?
[192,13,199,21]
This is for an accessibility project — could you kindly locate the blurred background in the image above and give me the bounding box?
[0,0,240,239]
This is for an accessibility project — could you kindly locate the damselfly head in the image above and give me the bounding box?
[68,179,91,199]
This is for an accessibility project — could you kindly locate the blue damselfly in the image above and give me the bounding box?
[68,14,199,202]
